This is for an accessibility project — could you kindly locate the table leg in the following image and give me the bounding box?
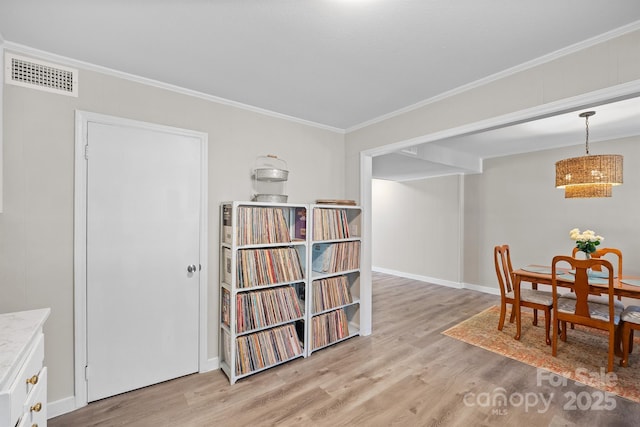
[514,275,522,340]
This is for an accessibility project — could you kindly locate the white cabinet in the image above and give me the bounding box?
[0,308,50,427]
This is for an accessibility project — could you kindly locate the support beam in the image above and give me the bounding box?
[412,143,482,173]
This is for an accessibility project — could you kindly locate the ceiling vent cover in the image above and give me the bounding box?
[5,53,78,97]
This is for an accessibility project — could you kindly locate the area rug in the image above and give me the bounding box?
[442,305,640,403]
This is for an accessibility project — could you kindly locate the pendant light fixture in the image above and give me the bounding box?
[555,111,623,198]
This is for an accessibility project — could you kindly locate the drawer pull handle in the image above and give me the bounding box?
[26,374,39,385]
[30,402,42,412]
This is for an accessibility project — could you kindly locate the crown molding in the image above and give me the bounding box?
[2,41,345,135]
[347,20,640,133]
[363,78,640,158]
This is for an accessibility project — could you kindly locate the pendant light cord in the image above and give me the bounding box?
[585,114,590,155]
[579,110,595,155]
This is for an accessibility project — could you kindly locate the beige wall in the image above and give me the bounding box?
[371,137,640,291]
[372,176,461,282]
[464,136,640,288]
[0,59,345,402]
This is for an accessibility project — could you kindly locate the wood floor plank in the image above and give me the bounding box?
[50,272,640,426]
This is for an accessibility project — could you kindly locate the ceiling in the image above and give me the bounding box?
[1,1,640,180]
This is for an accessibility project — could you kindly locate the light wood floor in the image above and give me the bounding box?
[50,272,640,426]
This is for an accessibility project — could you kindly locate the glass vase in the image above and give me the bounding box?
[584,251,592,276]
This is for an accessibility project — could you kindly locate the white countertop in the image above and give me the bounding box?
[0,308,50,389]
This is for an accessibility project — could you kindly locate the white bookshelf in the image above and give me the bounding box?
[219,201,363,383]
[219,201,308,384]
[307,204,362,355]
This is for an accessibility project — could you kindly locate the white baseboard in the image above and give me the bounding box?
[461,282,500,296]
[372,266,500,296]
[201,357,219,373]
[373,266,463,289]
[48,396,77,419]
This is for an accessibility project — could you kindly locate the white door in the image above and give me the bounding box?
[86,121,201,402]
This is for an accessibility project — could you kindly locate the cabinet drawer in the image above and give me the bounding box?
[7,333,44,426]
[17,367,47,427]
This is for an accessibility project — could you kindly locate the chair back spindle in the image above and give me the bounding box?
[494,245,514,295]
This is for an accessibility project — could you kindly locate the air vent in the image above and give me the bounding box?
[5,53,78,97]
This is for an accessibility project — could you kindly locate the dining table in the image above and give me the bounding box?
[511,264,640,341]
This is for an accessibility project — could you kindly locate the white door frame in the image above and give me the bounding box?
[73,111,208,408]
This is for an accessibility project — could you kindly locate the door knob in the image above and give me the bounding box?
[187,264,197,273]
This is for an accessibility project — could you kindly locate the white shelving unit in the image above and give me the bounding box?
[219,201,308,384]
[219,201,362,383]
[307,204,362,355]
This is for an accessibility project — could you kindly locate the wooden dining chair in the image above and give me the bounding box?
[571,247,623,275]
[572,247,623,301]
[494,244,553,345]
[551,255,623,372]
[620,306,640,367]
